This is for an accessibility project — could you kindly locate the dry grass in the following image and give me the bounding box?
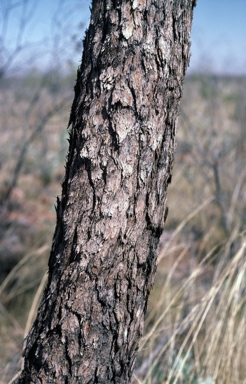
[0,74,245,383]
[134,221,245,383]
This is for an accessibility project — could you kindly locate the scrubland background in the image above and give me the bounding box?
[0,2,245,383]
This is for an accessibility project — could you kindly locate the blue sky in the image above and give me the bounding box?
[190,0,246,74]
[1,0,246,75]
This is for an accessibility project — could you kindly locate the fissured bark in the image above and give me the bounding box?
[14,0,196,383]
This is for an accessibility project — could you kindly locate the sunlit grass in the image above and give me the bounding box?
[134,223,245,383]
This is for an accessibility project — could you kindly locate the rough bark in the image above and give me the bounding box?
[14,0,195,383]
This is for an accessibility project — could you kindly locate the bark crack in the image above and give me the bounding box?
[65,336,73,379]
[84,158,96,210]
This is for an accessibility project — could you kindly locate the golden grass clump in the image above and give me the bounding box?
[134,212,245,383]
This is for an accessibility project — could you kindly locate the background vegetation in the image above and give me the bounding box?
[0,2,245,383]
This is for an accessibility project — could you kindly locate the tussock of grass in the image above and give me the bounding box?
[134,233,245,383]
[0,245,49,382]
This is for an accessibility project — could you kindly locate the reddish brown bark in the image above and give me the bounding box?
[13,1,195,383]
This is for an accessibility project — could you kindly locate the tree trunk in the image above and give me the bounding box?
[14,1,196,383]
